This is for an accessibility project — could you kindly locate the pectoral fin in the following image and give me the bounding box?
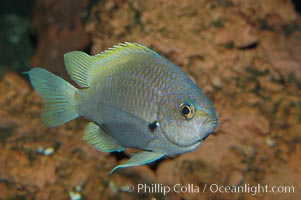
[99,102,155,148]
[83,122,124,152]
[110,151,164,174]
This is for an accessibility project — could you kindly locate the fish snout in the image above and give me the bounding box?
[198,117,218,141]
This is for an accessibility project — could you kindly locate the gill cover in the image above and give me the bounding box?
[158,95,202,147]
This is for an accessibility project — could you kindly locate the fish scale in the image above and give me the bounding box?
[84,62,166,121]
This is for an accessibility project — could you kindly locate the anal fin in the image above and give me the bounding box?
[110,151,164,174]
[83,122,124,152]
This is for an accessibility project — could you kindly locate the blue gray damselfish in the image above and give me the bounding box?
[25,42,218,174]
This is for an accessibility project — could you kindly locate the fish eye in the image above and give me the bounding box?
[179,101,195,120]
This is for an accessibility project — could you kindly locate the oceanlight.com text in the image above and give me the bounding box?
[208,183,294,196]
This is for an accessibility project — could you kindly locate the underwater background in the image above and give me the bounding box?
[0,0,300,199]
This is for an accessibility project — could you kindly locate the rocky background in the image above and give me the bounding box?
[0,0,300,199]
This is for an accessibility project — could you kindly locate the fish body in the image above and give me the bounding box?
[26,43,218,173]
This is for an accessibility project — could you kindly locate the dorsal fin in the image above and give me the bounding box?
[64,51,91,87]
[64,42,161,88]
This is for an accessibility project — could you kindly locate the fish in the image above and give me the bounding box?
[25,42,218,174]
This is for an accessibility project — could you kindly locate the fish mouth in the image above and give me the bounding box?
[206,119,218,131]
[197,118,218,142]
[159,117,218,148]
[196,131,212,143]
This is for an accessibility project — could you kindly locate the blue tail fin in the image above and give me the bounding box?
[25,68,79,127]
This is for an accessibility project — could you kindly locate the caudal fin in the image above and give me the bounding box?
[25,68,79,127]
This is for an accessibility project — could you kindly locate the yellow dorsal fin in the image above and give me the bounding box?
[64,51,91,87]
[64,42,160,88]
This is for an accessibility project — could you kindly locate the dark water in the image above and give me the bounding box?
[292,0,301,14]
[0,0,35,74]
